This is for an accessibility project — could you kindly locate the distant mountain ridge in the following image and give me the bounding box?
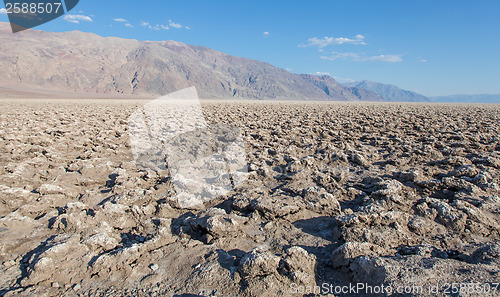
[431,94,500,104]
[343,80,430,102]
[0,22,382,101]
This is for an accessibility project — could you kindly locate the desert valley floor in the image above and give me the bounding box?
[1,99,500,296]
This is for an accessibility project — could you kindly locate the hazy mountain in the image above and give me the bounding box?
[431,94,500,104]
[343,80,430,102]
[0,22,382,101]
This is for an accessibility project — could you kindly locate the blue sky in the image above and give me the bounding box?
[1,0,499,96]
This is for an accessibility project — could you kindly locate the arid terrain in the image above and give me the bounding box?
[1,99,500,296]
[0,22,382,101]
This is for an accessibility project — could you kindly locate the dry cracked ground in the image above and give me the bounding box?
[1,99,500,297]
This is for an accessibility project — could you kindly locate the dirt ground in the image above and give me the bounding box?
[1,99,500,296]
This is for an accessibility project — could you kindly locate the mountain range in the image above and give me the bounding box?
[0,22,383,101]
[342,80,431,102]
[0,22,498,103]
[343,81,500,104]
[431,94,500,104]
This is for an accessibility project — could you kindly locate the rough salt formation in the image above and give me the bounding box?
[0,99,499,296]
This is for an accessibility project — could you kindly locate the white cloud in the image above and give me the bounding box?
[0,8,7,15]
[63,14,93,24]
[169,21,182,29]
[141,22,163,31]
[114,18,134,28]
[9,11,37,20]
[169,20,188,29]
[320,52,361,61]
[363,54,402,63]
[420,59,427,63]
[299,35,366,48]
[313,71,331,76]
[321,52,402,63]
[263,31,270,38]
[140,20,188,31]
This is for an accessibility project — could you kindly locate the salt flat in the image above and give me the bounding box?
[1,99,500,296]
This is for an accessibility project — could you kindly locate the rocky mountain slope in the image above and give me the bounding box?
[0,22,382,101]
[344,80,430,102]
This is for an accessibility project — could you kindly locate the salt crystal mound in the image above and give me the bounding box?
[128,87,248,209]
